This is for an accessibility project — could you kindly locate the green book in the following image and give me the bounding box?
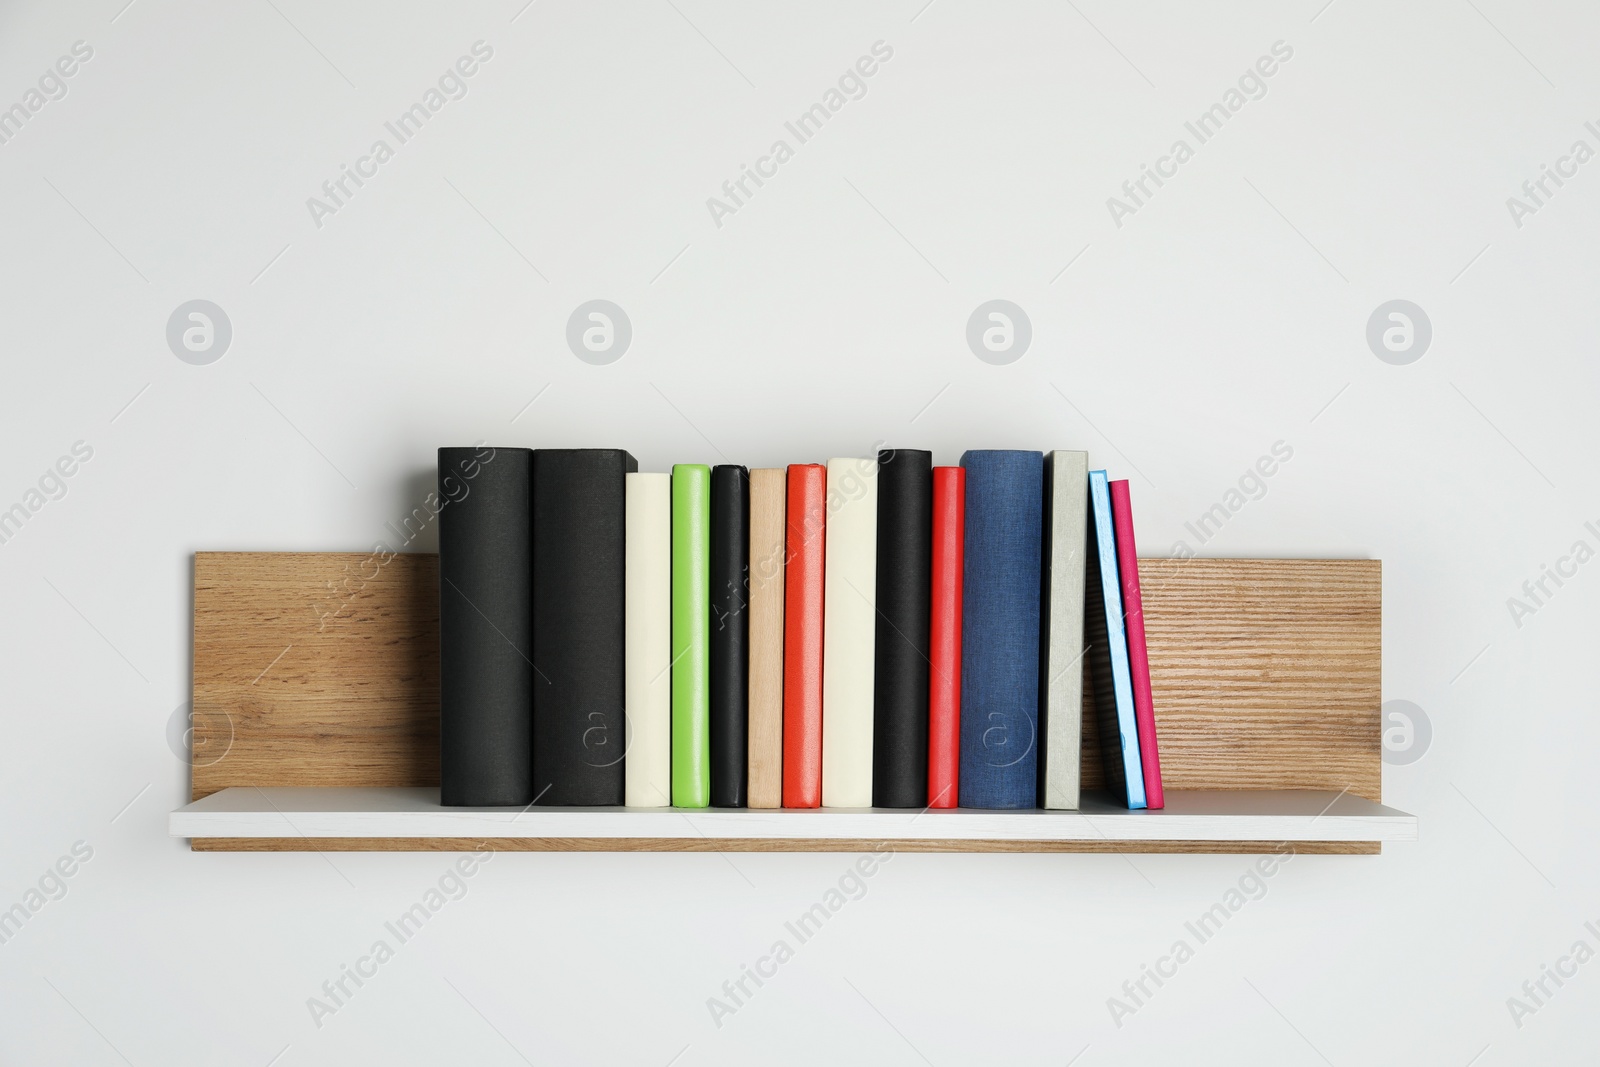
[671,464,711,807]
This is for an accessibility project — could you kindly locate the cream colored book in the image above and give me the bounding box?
[624,472,672,807]
[821,456,878,807]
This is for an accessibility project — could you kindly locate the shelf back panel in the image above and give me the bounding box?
[191,553,1380,803]
[192,552,441,802]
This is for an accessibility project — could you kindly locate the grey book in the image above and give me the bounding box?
[1038,450,1089,809]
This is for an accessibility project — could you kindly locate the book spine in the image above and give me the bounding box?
[672,464,712,808]
[958,450,1044,809]
[746,469,786,809]
[873,448,932,808]
[927,466,964,809]
[1085,470,1147,809]
[1111,479,1163,809]
[782,464,826,808]
[438,446,533,806]
[822,457,878,807]
[710,465,750,807]
[624,473,672,807]
[531,449,637,805]
[1040,451,1089,810]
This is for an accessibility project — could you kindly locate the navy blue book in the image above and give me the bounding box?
[1085,470,1147,809]
[958,449,1044,808]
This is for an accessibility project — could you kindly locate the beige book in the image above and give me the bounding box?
[746,469,787,808]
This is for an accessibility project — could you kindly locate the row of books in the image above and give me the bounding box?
[436,446,1163,811]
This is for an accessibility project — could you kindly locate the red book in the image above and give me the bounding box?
[782,464,826,808]
[1109,480,1163,809]
[927,466,964,808]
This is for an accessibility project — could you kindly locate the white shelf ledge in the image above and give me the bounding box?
[171,787,1416,843]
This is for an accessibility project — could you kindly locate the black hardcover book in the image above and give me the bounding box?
[710,464,750,807]
[531,448,638,805]
[872,448,933,807]
[438,445,534,806]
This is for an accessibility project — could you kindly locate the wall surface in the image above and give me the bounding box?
[1,1,1596,1064]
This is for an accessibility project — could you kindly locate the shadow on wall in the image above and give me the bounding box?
[385,467,442,555]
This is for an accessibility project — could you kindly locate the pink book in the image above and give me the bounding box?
[1109,480,1163,808]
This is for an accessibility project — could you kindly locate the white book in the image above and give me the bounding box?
[1041,451,1089,810]
[821,456,878,807]
[625,473,673,807]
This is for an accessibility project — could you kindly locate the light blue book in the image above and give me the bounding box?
[1085,470,1146,809]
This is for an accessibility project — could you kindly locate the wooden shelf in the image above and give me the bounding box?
[178,552,1401,854]
[170,786,1415,853]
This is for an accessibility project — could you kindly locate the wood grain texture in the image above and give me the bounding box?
[1081,558,1381,801]
[192,552,440,802]
[189,553,1381,848]
[746,469,786,809]
[191,837,1378,854]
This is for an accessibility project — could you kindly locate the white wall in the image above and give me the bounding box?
[2,1,1596,1063]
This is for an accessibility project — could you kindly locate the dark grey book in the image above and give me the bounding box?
[532,448,638,805]
[709,464,750,807]
[872,448,932,807]
[439,446,534,806]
